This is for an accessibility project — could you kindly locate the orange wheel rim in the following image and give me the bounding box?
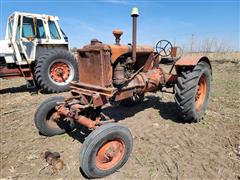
[96,139,125,170]
[195,75,207,112]
[49,62,70,83]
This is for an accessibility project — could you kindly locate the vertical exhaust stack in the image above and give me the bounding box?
[131,7,139,64]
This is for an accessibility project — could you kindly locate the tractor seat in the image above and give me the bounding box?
[160,57,179,64]
[160,46,183,64]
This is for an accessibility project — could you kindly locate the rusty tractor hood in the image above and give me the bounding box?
[78,40,110,52]
[109,44,154,63]
[77,39,154,63]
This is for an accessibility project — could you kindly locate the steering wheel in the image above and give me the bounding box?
[156,40,173,57]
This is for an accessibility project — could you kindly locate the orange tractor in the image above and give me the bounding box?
[34,8,211,178]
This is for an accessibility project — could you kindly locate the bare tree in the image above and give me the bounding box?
[182,36,234,53]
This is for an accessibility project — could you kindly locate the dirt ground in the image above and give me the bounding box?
[0,60,239,180]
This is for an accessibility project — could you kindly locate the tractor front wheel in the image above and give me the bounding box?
[80,123,133,178]
[34,96,75,136]
[174,61,211,122]
[34,49,79,93]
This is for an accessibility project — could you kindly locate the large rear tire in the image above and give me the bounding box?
[34,96,75,136]
[80,123,133,178]
[34,49,79,93]
[174,61,211,122]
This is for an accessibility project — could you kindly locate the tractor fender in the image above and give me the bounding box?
[175,55,212,71]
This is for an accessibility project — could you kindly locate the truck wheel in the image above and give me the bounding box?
[174,61,211,122]
[34,96,75,136]
[121,93,144,106]
[35,49,79,93]
[80,123,133,178]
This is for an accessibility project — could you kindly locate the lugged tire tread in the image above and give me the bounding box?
[174,61,211,122]
[34,48,78,93]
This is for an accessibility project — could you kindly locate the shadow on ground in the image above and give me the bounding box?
[67,125,91,144]
[103,95,182,123]
[0,84,38,94]
[38,95,182,144]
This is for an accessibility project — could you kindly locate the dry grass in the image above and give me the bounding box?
[184,52,240,62]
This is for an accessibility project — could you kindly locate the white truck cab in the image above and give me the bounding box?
[0,12,78,93]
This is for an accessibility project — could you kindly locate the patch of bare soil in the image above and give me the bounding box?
[0,61,239,180]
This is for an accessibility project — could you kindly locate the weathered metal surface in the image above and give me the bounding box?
[70,81,116,97]
[0,65,34,82]
[76,116,99,129]
[112,30,123,45]
[132,46,154,53]
[142,53,155,72]
[55,105,70,117]
[0,66,22,78]
[115,90,134,101]
[109,45,154,63]
[49,61,70,83]
[109,45,129,62]
[95,139,125,170]
[119,68,165,93]
[92,94,108,107]
[113,63,125,85]
[77,40,112,88]
[165,74,177,86]
[175,55,210,67]
[53,102,100,129]
[131,12,138,64]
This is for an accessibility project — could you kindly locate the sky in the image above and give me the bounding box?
[0,0,239,51]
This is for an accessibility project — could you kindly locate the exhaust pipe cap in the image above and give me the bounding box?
[131,7,139,17]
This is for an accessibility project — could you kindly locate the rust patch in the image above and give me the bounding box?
[175,55,203,66]
[110,45,130,63]
[92,94,108,107]
[77,116,99,129]
[109,45,154,63]
[0,66,22,78]
[115,90,134,101]
[77,40,113,88]
[49,61,70,83]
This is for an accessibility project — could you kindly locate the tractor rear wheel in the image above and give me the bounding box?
[34,49,79,93]
[80,123,133,178]
[174,61,211,122]
[34,96,75,136]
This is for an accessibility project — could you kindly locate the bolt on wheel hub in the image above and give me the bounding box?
[50,62,70,83]
[96,140,125,170]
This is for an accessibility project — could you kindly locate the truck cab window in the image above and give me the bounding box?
[48,20,60,39]
[16,18,20,39]
[36,19,46,38]
[61,28,68,42]
[22,17,35,38]
[7,19,13,38]
[22,17,46,39]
